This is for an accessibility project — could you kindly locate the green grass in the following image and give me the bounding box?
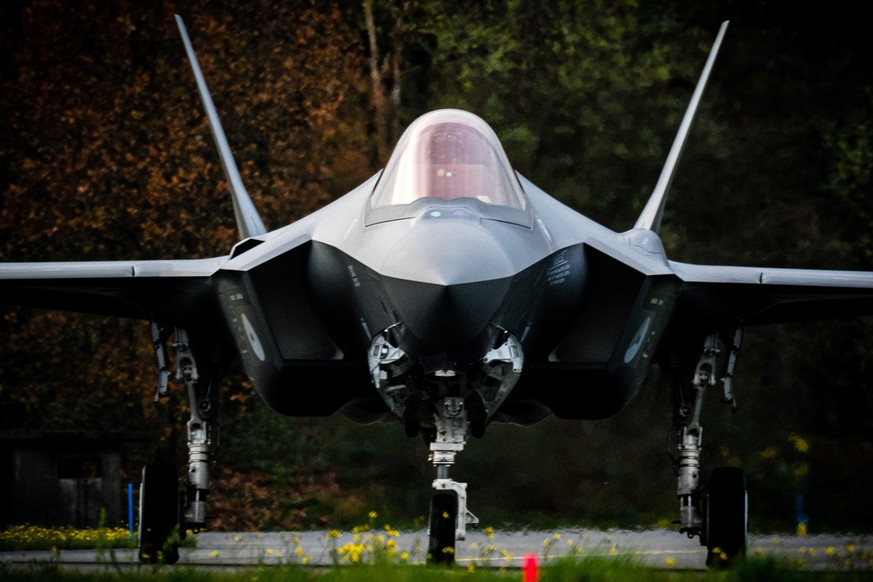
[3,520,870,581]
[2,557,871,582]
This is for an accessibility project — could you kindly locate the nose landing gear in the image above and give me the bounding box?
[427,397,479,564]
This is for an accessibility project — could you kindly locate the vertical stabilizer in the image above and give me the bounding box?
[175,15,268,239]
[634,21,729,233]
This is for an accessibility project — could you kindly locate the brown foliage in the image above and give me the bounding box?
[0,1,374,431]
[208,465,342,531]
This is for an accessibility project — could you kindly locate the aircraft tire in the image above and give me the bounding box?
[138,461,181,565]
[427,492,457,564]
[705,467,748,568]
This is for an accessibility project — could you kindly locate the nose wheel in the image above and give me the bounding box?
[428,492,458,563]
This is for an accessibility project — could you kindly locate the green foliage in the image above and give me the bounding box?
[821,104,873,266]
[418,1,711,228]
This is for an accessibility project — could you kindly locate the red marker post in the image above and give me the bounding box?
[522,552,539,582]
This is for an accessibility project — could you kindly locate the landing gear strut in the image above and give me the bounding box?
[671,332,748,567]
[176,328,216,532]
[140,326,218,564]
[369,327,523,564]
[427,397,478,564]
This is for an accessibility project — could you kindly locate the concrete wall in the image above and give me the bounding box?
[1,432,125,528]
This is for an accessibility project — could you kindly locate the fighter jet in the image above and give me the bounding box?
[2,17,871,567]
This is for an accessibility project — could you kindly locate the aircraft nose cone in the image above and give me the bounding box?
[380,219,514,352]
[385,277,511,353]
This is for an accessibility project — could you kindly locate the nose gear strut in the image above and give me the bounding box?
[427,397,478,563]
[367,326,525,564]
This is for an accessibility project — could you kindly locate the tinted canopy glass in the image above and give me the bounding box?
[368,110,529,226]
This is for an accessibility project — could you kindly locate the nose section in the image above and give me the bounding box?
[379,220,514,353]
[384,277,511,353]
[380,215,515,285]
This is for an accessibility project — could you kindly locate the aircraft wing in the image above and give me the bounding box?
[670,261,873,330]
[0,257,226,328]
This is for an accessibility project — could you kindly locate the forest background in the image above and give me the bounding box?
[1,0,872,534]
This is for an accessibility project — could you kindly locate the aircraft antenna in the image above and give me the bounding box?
[634,21,730,233]
[175,15,268,239]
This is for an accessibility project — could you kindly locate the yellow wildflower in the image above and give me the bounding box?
[789,433,809,453]
[797,523,808,536]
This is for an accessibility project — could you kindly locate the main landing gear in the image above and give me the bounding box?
[139,325,218,564]
[671,331,748,568]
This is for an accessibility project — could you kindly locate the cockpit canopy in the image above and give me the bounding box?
[367,110,530,227]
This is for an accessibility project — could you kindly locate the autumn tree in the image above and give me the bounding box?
[0,0,372,433]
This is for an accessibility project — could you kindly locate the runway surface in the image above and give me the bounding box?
[2,528,871,572]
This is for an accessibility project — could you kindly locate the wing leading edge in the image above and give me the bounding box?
[0,258,225,326]
[670,261,873,331]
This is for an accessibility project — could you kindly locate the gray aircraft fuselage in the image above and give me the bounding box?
[213,110,677,433]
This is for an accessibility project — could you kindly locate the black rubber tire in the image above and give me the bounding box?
[427,492,458,564]
[138,461,181,565]
[705,467,748,568]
